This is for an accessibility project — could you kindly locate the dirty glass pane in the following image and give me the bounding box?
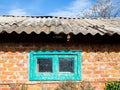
[37,58,52,72]
[59,58,74,72]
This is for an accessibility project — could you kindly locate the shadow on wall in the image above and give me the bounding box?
[0,32,120,52]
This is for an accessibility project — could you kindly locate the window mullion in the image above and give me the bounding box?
[53,55,58,73]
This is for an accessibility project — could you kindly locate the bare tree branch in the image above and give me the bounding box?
[79,0,120,18]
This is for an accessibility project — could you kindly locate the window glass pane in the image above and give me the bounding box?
[37,58,52,72]
[59,58,74,72]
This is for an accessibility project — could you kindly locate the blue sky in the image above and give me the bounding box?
[0,0,112,17]
[0,0,96,17]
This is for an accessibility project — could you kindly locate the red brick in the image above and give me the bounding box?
[9,76,18,79]
[2,72,14,75]
[106,70,117,73]
[16,80,28,83]
[15,56,24,59]
[82,71,93,74]
[7,52,17,55]
[2,88,10,90]
[16,64,24,67]
[8,67,20,71]
[0,60,6,63]
[95,78,106,81]
[112,74,120,77]
[8,60,17,63]
[3,56,14,59]
[101,74,109,77]
[89,74,99,77]
[0,68,6,71]
[108,78,117,81]
[82,64,93,67]
[0,76,7,79]
[22,68,28,71]
[3,64,14,67]
[0,51,5,54]
[19,72,28,75]
[2,80,13,83]
[23,59,28,63]
[94,70,104,74]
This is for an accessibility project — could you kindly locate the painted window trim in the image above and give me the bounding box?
[29,50,82,81]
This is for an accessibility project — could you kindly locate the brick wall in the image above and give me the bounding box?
[0,42,120,90]
[0,33,120,90]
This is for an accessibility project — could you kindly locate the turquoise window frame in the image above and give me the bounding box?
[29,51,82,81]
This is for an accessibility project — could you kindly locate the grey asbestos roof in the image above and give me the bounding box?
[0,15,120,35]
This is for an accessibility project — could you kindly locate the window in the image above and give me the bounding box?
[37,58,52,72]
[29,51,82,81]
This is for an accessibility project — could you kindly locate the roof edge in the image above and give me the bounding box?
[1,15,119,19]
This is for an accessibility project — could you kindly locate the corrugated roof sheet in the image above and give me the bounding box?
[0,15,120,35]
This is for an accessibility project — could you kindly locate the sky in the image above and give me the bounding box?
[0,0,96,17]
[0,0,101,17]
